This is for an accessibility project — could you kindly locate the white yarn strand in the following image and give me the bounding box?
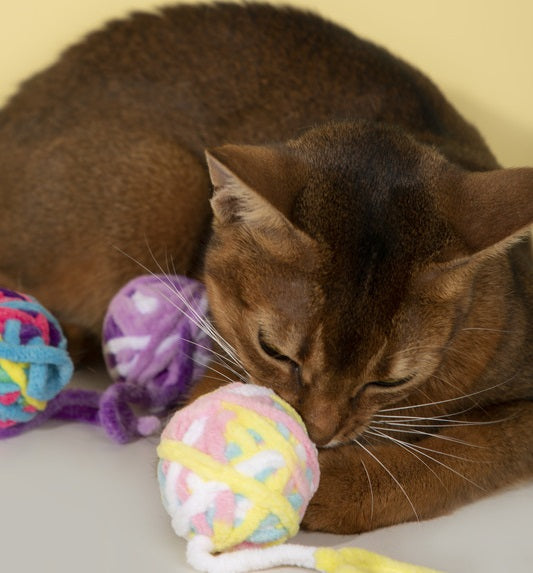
[186,535,317,573]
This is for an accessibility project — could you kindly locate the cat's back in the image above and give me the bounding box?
[0,2,495,169]
[2,4,356,127]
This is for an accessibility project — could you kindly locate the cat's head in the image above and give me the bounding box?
[203,121,533,446]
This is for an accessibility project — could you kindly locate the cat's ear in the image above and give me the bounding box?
[205,144,299,229]
[439,167,533,258]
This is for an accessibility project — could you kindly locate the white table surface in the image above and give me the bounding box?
[1,367,532,573]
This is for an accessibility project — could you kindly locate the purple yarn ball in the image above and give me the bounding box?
[102,275,213,438]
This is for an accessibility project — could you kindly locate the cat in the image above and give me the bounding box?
[0,3,531,534]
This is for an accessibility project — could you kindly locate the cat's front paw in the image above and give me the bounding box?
[301,446,371,534]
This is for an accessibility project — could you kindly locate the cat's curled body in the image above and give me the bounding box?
[0,3,531,533]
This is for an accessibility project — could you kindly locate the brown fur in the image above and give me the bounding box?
[0,3,531,533]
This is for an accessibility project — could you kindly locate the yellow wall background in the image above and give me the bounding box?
[1,0,532,167]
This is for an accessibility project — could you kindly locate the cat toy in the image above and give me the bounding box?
[0,276,212,442]
[157,382,441,573]
[1,278,439,571]
[0,288,73,432]
[100,274,212,442]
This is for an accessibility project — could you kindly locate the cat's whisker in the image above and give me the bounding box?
[380,377,515,413]
[369,424,487,460]
[168,294,244,371]
[114,244,248,376]
[386,343,486,363]
[177,337,249,385]
[386,344,442,359]
[359,459,374,525]
[156,334,246,388]
[385,343,455,359]
[364,428,448,492]
[354,438,420,522]
[143,244,244,365]
[189,350,249,386]
[369,423,485,449]
[376,421,490,429]
[396,443,486,492]
[111,245,254,396]
[118,243,203,322]
[373,406,478,421]
[175,326,246,377]
[161,283,243,372]
[198,367,239,386]
[373,416,503,428]
[459,327,516,334]
[428,374,485,411]
[385,345,437,360]
[429,373,474,397]
[378,406,514,429]
[207,360,248,385]
[366,428,485,491]
[410,386,435,409]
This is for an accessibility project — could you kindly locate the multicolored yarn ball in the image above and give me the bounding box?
[0,288,73,435]
[158,382,319,551]
[101,274,213,442]
[157,382,319,572]
[157,382,442,573]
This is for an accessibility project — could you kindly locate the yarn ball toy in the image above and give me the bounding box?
[0,275,212,443]
[0,288,74,436]
[157,382,441,573]
[101,274,213,442]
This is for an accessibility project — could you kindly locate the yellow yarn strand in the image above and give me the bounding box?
[157,439,301,552]
[0,357,46,410]
[314,547,442,573]
[221,400,306,486]
[223,410,292,498]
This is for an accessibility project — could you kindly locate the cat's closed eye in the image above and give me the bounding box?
[258,330,294,364]
[366,374,416,389]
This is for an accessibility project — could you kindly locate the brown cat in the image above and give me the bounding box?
[0,3,531,534]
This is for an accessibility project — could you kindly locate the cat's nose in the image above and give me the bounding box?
[306,421,339,447]
[301,396,344,447]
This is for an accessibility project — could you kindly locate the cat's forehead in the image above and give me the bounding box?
[288,123,444,371]
[293,123,436,207]
[291,122,444,260]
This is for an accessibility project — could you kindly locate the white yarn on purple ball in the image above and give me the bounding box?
[101,275,213,442]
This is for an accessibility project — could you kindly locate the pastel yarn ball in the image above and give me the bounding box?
[102,275,212,411]
[0,288,73,430]
[157,382,320,554]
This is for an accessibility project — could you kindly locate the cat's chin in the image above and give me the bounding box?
[319,440,344,449]
[317,435,358,449]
